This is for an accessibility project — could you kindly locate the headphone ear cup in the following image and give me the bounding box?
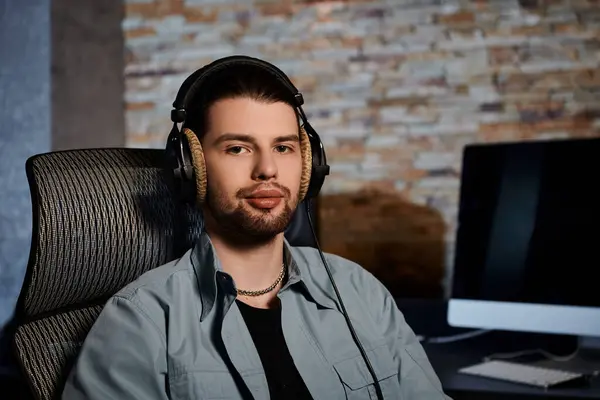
[298,126,313,202]
[181,128,208,205]
[301,122,329,200]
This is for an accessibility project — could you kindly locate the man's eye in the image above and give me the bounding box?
[276,145,291,153]
[226,146,247,155]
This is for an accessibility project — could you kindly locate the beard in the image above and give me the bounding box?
[203,182,298,245]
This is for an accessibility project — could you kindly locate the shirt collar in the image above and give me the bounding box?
[190,231,338,322]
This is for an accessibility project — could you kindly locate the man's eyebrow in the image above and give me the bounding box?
[274,134,300,143]
[212,133,300,146]
[213,133,256,146]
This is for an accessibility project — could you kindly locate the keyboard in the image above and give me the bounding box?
[458,360,587,389]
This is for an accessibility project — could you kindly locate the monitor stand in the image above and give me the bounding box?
[534,336,600,376]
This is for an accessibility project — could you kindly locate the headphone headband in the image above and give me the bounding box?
[166,55,330,204]
[171,55,304,124]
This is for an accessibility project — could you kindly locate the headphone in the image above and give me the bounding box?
[165,55,330,205]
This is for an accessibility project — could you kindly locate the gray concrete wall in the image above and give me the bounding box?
[0,0,125,333]
[0,0,52,330]
[52,0,125,151]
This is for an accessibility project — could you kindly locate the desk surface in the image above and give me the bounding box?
[424,334,600,399]
[394,299,600,399]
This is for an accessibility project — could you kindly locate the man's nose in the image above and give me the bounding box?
[252,150,278,181]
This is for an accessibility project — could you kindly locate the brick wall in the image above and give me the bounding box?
[123,0,600,297]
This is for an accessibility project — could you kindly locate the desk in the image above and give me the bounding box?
[395,299,600,399]
[423,332,600,400]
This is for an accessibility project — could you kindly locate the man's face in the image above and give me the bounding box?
[200,97,302,242]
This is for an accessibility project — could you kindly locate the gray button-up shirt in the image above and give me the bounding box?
[62,232,451,399]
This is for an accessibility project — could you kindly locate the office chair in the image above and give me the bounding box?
[11,148,317,400]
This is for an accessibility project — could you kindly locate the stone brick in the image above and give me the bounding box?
[394,167,428,182]
[414,152,456,170]
[489,46,518,66]
[480,102,505,112]
[183,6,219,22]
[437,11,475,25]
[495,70,581,93]
[125,26,157,39]
[389,6,437,25]
[469,85,501,102]
[517,100,565,122]
[128,0,184,18]
[574,69,600,88]
[366,134,401,148]
[125,2,157,18]
[444,50,489,82]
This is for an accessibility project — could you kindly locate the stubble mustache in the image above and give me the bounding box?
[235,182,292,200]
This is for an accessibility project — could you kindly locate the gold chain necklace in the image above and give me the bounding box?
[236,263,286,297]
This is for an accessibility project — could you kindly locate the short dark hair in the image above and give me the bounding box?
[183,64,301,137]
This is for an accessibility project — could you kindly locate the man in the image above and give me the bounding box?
[62,57,450,399]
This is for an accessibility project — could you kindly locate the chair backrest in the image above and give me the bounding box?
[12,148,317,400]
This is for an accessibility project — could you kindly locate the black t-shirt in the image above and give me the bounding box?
[236,300,314,400]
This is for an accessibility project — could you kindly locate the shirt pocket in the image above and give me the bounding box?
[332,343,402,400]
[169,370,244,400]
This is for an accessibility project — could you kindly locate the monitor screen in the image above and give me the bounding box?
[448,137,600,337]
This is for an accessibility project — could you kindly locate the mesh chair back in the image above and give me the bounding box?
[13,148,202,400]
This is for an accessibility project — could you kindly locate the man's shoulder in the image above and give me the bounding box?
[290,246,386,295]
[113,248,195,302]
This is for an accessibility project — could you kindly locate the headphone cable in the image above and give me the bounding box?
[305,200,384,400]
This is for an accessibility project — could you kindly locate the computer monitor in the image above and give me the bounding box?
[448,137,600,346]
